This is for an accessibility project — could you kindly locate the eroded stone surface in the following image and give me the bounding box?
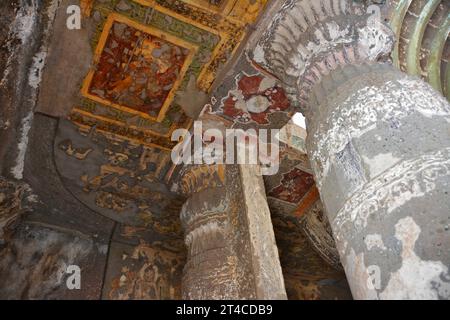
[254,0,450,300]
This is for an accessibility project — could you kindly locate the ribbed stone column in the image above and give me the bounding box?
[178,164,286,300]
[252,0,450,299]
[179,164,240,299]
[307,63,450,299]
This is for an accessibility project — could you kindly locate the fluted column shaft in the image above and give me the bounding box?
[179,164,286,300]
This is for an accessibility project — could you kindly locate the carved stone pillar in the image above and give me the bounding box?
[307,64,450,299]
[179,164,286,300]
[252,0,450,299]
[179,164,236,299]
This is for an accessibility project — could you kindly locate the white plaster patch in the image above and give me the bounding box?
[362,153,401,179]
[246,95,271,113]
[380,217,450,300]
[397,78,450,120]
[311,78,450,188]
[253,44,267,65]
[14,0,38,43]
[29,51,47,89]
[258,77,277,92]
[343,248,379,300]
[326,21,350,40]
[1,0,59,88]
[357,24,394,61]
[11,111,34,180]
[29,0,60,90]
[10,0,60,180]
[0,1,38,87]
[332,147,450,240]
[365,234,386,251]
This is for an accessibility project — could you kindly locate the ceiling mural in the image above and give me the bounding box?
[71,0,268,151]
[49,0,272,300]
[5,0,446,301]
[0,0,353,300]
[82,13,198,122]
[218,73,291,125]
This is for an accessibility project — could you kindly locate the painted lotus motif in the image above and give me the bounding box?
[221,74,290,125]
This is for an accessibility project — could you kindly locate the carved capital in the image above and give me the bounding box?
[179,164,226,196]
[251,0,394,112]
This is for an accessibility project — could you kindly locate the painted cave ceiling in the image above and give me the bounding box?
[0,0,352,300]
[67,0,269,151]
[1,0,448,301]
